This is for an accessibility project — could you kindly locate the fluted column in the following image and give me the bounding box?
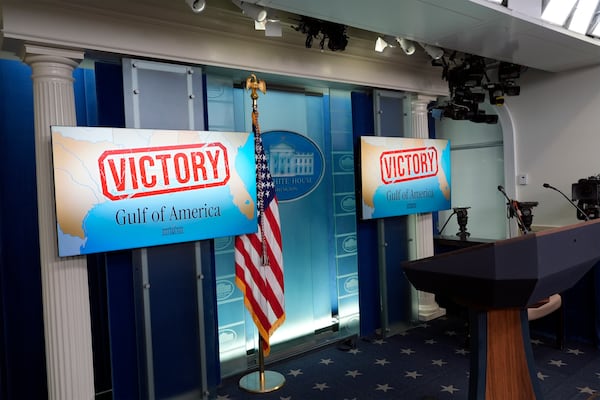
[409,94,446,321]
[24,44,95,400]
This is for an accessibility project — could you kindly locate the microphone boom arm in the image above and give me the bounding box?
[543,183,589,221]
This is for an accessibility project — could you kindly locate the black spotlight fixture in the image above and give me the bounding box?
[294,16,348,51]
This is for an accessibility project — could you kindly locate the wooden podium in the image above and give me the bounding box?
[402,219,600,400]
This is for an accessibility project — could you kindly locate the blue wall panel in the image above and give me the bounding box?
[351,92,380,337]
[0,59,47,400]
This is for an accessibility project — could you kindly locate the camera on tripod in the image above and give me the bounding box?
[572,174,600,220]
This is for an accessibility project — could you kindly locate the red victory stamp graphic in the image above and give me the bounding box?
[99,142,230,200]
[379,146,438,184]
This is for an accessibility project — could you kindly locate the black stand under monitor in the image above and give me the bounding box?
[403,219,600,400]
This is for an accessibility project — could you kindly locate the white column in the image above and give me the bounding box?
[24,44,95,400]
[409,94,446,321]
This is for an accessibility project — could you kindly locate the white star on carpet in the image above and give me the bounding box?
[425,339,437,345]
[346,370,362,378]
[445,330,457,336]
[549,359,567,367]
[287,369,303,377]
[530,338,543,345]
[313,382,330,391]
[375,383,394,392]
[441,384,460,393]
[405,370,422,379]
[319,358,334,365]
[416,323,430,328]
[577,386,596,394]
[400,348,415,355]
[455,348,469,355]
[373,339,387,345]
[537,371,549,380]
[348,348,361,355]
[567,348,585,355]
[375,358,391,366]
[432,359,447,366]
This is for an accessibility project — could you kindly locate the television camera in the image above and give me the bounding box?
[429,54,522,124]
[572,175,600,220]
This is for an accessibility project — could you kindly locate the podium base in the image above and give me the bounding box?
[239,370,285,393]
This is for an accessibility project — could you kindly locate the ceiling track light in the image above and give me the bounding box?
[420,43,444,60]
[255,19,283,37]
[232,0,268,23]
[375,35,396,52]
[185,0,206,13]
[396,37,416,55]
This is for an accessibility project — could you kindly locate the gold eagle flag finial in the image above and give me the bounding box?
[245,73,266,109]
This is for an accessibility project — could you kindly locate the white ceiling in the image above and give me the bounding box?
[254,0,600,72]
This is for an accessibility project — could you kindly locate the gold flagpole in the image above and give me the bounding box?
[238,74,285,394]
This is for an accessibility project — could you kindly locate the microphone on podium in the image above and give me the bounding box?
[497,185,507,197]
[542,183,589,221]
[497,185,529,233]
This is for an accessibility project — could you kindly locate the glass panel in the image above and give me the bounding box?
[330,90,359,336]
[435,107,506,240]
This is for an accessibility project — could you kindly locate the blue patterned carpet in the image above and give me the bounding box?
[213,315,600,400]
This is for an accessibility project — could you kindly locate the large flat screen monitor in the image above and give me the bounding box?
[358,136,451,219]
[50,126,257,256]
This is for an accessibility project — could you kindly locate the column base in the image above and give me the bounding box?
[418,306,446,321]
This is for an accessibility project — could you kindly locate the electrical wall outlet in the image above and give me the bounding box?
[518,173,529,185]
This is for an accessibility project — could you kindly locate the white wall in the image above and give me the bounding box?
[505,65,600,227]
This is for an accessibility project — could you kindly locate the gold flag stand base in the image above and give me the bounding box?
[239,370,285,393]
[239,337,285,393]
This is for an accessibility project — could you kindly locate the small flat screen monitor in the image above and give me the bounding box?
[358,136,451,219]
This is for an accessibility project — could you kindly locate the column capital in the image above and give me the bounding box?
[22,44,83,67]
[412,94,437,104]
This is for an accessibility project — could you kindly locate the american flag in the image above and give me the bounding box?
[234,114,285,356]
